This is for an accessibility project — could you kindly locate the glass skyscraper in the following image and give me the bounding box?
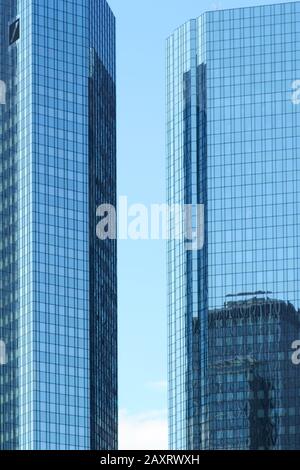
[0,0,117,450]
[167,1,300,450]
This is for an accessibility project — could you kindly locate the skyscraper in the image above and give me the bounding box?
[0,0,117,450]
[167,1,300,450]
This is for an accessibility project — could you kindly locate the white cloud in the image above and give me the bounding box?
[119,409,168,450]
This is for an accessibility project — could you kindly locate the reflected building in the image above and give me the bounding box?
[0,0,117,450]
[208,296,300,450]
[167,2,300,450]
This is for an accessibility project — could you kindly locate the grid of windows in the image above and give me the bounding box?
[88,0,117,451]
[167,16,209,450]
[0,0,19,451]
[0,0,117,450]
[208,298,300,449]
[167,1,300,450]
[28,0,90,450]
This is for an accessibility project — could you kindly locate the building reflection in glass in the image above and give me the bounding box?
[205,295,300,449]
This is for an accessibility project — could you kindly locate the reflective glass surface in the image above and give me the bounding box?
[0,0,117,450]
[167,1,300,450]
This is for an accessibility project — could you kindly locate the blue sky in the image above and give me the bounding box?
[108,0,288,449]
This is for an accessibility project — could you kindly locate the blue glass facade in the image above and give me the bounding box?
[0,0,19,451]
[167,2,300,450]
[88,1,117,451]
[0,0,117,450]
